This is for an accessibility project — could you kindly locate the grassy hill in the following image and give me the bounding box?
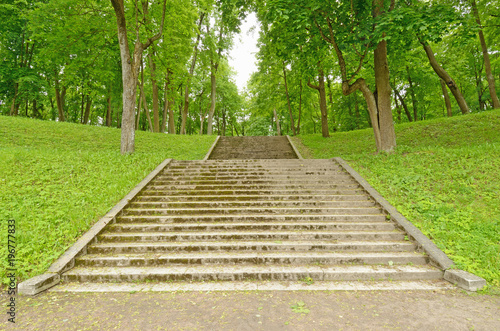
[0,116,216,284]
[293,110,500,291]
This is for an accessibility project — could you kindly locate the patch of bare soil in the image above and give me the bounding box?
[1,289,499,330]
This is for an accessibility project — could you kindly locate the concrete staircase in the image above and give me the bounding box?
[59,158,445,290]
[209,136,298,159]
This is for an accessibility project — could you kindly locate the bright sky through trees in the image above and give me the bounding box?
[228,12,260,92]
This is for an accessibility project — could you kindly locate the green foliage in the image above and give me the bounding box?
[290,301,310,314]
[0,115,216,284]
[295,110,500,289]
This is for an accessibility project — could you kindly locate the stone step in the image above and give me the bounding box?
[108,222,395,232]
[87,240,416,254]
[127,200,377,209]
[76,252,428,267]
[154,174,350,181]
[156,171,345,177]
[133,194,373,202]
[145,184,362,191]
[98,231,405,242]
[165,166,341,172]
[52,280,454,292]
[122,206,382,216]
[116,214,388,224]
[150,178,358,186]
[61,265,443,282]
[140,189,366,196]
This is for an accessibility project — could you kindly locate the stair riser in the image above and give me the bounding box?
[164,167,342,172]
[88,243,416,254]
[77,256,428,267]
[154,174,350,180]
[115,215,388,223]
[62,270,442,283]
[134,195,372,202]
[140,189,366,196]
[108,223,395,232]
[127,201,377,209]
[98,233,405,242]
[145,184,361,190]
[150,180,358,187]
[156,172,345,177]
[122,208,382,216]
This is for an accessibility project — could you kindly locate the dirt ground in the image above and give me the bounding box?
[1,288,499,330]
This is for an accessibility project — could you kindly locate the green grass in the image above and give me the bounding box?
[0,116,216,284]
[293,110,500,291]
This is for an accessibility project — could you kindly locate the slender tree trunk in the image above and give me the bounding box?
[421,42,469,114]
[394,89,401,122]
[136,84,142,130]
[10,83,19,116]
[326,74,337,132]
[54,75,66,122]
[161,78,168,133]
[297,79,302,134]
[282,62,296,135]
[307,65,329,137]
[394,89,413,122]
[440,79,453,117]
[148,52,160,132]
[106,95,112,126]
[181,13,205,135]
[407,66,418,121]
[273,109,281,136]
[207,63,217,135]
[83,95,92,124]
[471,0,500,108]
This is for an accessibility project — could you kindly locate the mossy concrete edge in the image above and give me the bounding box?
[333,157,486,292]
[18,158,174,296]
[286,135,303,159]
[203,136,220,160]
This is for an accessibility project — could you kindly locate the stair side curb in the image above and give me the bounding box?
[203,136,220,160]
[286,135,303,159]
[333,157,486,291]
[18,158,174,296]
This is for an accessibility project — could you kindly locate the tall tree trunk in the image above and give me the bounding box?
[307,66,329,138]
[273,109,281,136]
[10,83,19,116]
[83,95,92,124]
[207,26,222,135]
[373,37,395,151]
[111,0,166,153]
[106,94,112,126]
[148,51,160,132]
[407,66,418,121]
[440,79,453,117]
[54,75,66,122]
[181,13,205,135]
[421,42,470,114]
[282,62,296,135]
[394,89,402,122]
[471,0,500,108]
[136,84,142,130]
[297,79,302,134]
[326,74,337,132]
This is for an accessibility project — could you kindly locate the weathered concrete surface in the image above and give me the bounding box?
[444,269,488,292]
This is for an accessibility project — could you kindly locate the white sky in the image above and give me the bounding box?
[228,13,260,93]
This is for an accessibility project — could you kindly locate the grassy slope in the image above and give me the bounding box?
[0,116,216,283]
[293,110,500,289]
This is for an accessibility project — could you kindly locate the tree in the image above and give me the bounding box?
[110,0,166,154]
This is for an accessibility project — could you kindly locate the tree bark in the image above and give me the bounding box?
[54,73,66,122]
[273,109,281,136]
[283,62,296,136]
[326,74,337,132]
[297,79,302,134]
[471,0,500,108]
[83,95,92,124]
[106,94,112,126]
[440,79,453,117]
[10,83,19,116]
[307,66,329,138]
[111,0,166,153]
[373,0,396,152]
[421,42,469,114]
[207,25,222,135]
[148,51,160,132]
[181,13,205,135]
[406,66,418,121]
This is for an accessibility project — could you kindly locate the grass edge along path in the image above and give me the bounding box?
[0,116,216,284]
[293,110,500,293]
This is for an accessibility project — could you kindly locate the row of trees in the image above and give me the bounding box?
[1,0,248,152]
[244,0,499,152]
[1,1,499,153]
